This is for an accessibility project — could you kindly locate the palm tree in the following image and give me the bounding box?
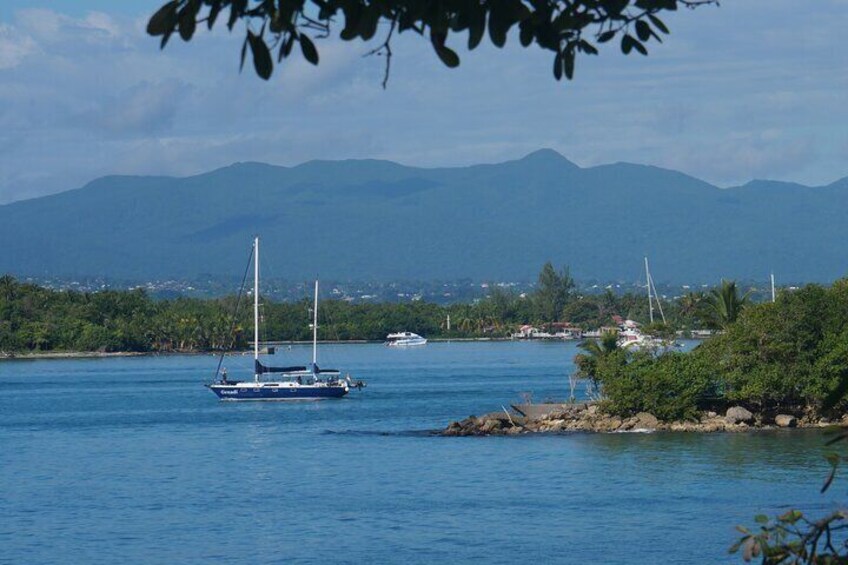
[573,330,619,400]
[703,280,750,330]
[574,331,618,377]
[678,291,703,319]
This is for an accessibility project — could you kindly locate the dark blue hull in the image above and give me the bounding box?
[208,383,348,400]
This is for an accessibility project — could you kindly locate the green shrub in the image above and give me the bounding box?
[598,351,715,421]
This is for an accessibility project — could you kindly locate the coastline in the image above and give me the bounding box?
[0,338,530,361]
[0,350,192,361]
[0,349,304,361]
[441,403,839,436]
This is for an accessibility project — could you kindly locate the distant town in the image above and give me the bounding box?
[20,275,790,305]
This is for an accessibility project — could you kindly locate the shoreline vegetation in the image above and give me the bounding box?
[445,278,848,436]
[0,338,520,360]
[0,265,713,356]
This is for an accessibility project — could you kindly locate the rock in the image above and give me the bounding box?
[701,421,724,433]
[480,419,503,434]
[587,404,599,416]
[594,417,623,432]
[618,417,637,431]
[671,422,696,432]
[546,419,566,431]
[775,414,797,428]
[633,412,659,429]
[459,416,477,427]
[726,406,754,425]
[511,403,573,420]
[706,411,718,418]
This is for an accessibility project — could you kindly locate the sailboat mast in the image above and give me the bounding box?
[254,236,260,382]
[645,257,654,324]
[652,276,666,324]
[312,279,319,367]
[770,272,776,303]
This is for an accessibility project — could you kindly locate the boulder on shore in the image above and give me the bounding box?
[440,403,820,436]
[775,414,797,428]
[726,406,754,425]
[633,412,659,429]
[511,403,572,420]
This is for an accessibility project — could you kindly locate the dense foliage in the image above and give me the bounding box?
[0,276,247,353]
[696,281,848,414]
[588,279,848,422]
[147,0,716,85]
[594,349,716,421]
[0,268,712,354]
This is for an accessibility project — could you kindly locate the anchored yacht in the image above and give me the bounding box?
[207,237,364,400]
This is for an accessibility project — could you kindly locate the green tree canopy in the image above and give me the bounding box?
[535,261,575,322]
[147,0,717,85]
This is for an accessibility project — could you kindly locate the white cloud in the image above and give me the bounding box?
[0,1,847,204]
[73,79,189,136]
[15,8,119,44]
[0,23,36,69]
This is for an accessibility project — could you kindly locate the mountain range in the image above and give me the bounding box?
[2,149,847,284]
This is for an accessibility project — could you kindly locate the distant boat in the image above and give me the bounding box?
[616,321,661,351]
[207,237,364,400]
[385,332,427,347]
[615,258,677,352]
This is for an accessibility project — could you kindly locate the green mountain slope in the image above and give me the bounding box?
[2,149,846,283]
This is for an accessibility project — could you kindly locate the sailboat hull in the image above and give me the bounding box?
[207,383,348,400]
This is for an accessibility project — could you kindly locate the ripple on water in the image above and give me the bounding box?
[0,343,836,564]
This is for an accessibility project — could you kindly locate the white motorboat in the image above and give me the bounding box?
[385,332,427,347]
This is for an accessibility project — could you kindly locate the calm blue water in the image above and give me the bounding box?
[0,341,840,564]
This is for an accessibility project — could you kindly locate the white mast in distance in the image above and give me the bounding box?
[312,279,319,369]
[645,257,654,324]
[254,236,260,382]
[771,272,776,303]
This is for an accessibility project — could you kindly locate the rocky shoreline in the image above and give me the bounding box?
[441,403,837,436]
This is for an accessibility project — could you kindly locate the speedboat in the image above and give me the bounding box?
[385,331,427,347]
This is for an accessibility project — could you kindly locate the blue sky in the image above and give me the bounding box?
[1,0,846,203]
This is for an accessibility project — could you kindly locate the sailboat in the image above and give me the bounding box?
[617,257,678,351]
[207,237,363,400]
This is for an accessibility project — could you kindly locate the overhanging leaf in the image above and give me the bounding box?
[434,44,460,68]
[564,49,575,80]
[300,34,319,65]
[648,14,670,34]
[247,30,273,80]
[147,1,178,36]
[178,6,197,41]
[635,20,651,42]
[553,51,563,80]
[597,30,615,43]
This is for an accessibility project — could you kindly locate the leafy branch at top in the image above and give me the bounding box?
[147,0,718,86]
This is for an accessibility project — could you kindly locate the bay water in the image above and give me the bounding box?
[0,341,838,563]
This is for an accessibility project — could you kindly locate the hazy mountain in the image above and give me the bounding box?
[2,149,847,284]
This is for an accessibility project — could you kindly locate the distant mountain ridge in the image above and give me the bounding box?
[2,149,847,284]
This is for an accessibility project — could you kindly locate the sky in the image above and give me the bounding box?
[0,0,846,204]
